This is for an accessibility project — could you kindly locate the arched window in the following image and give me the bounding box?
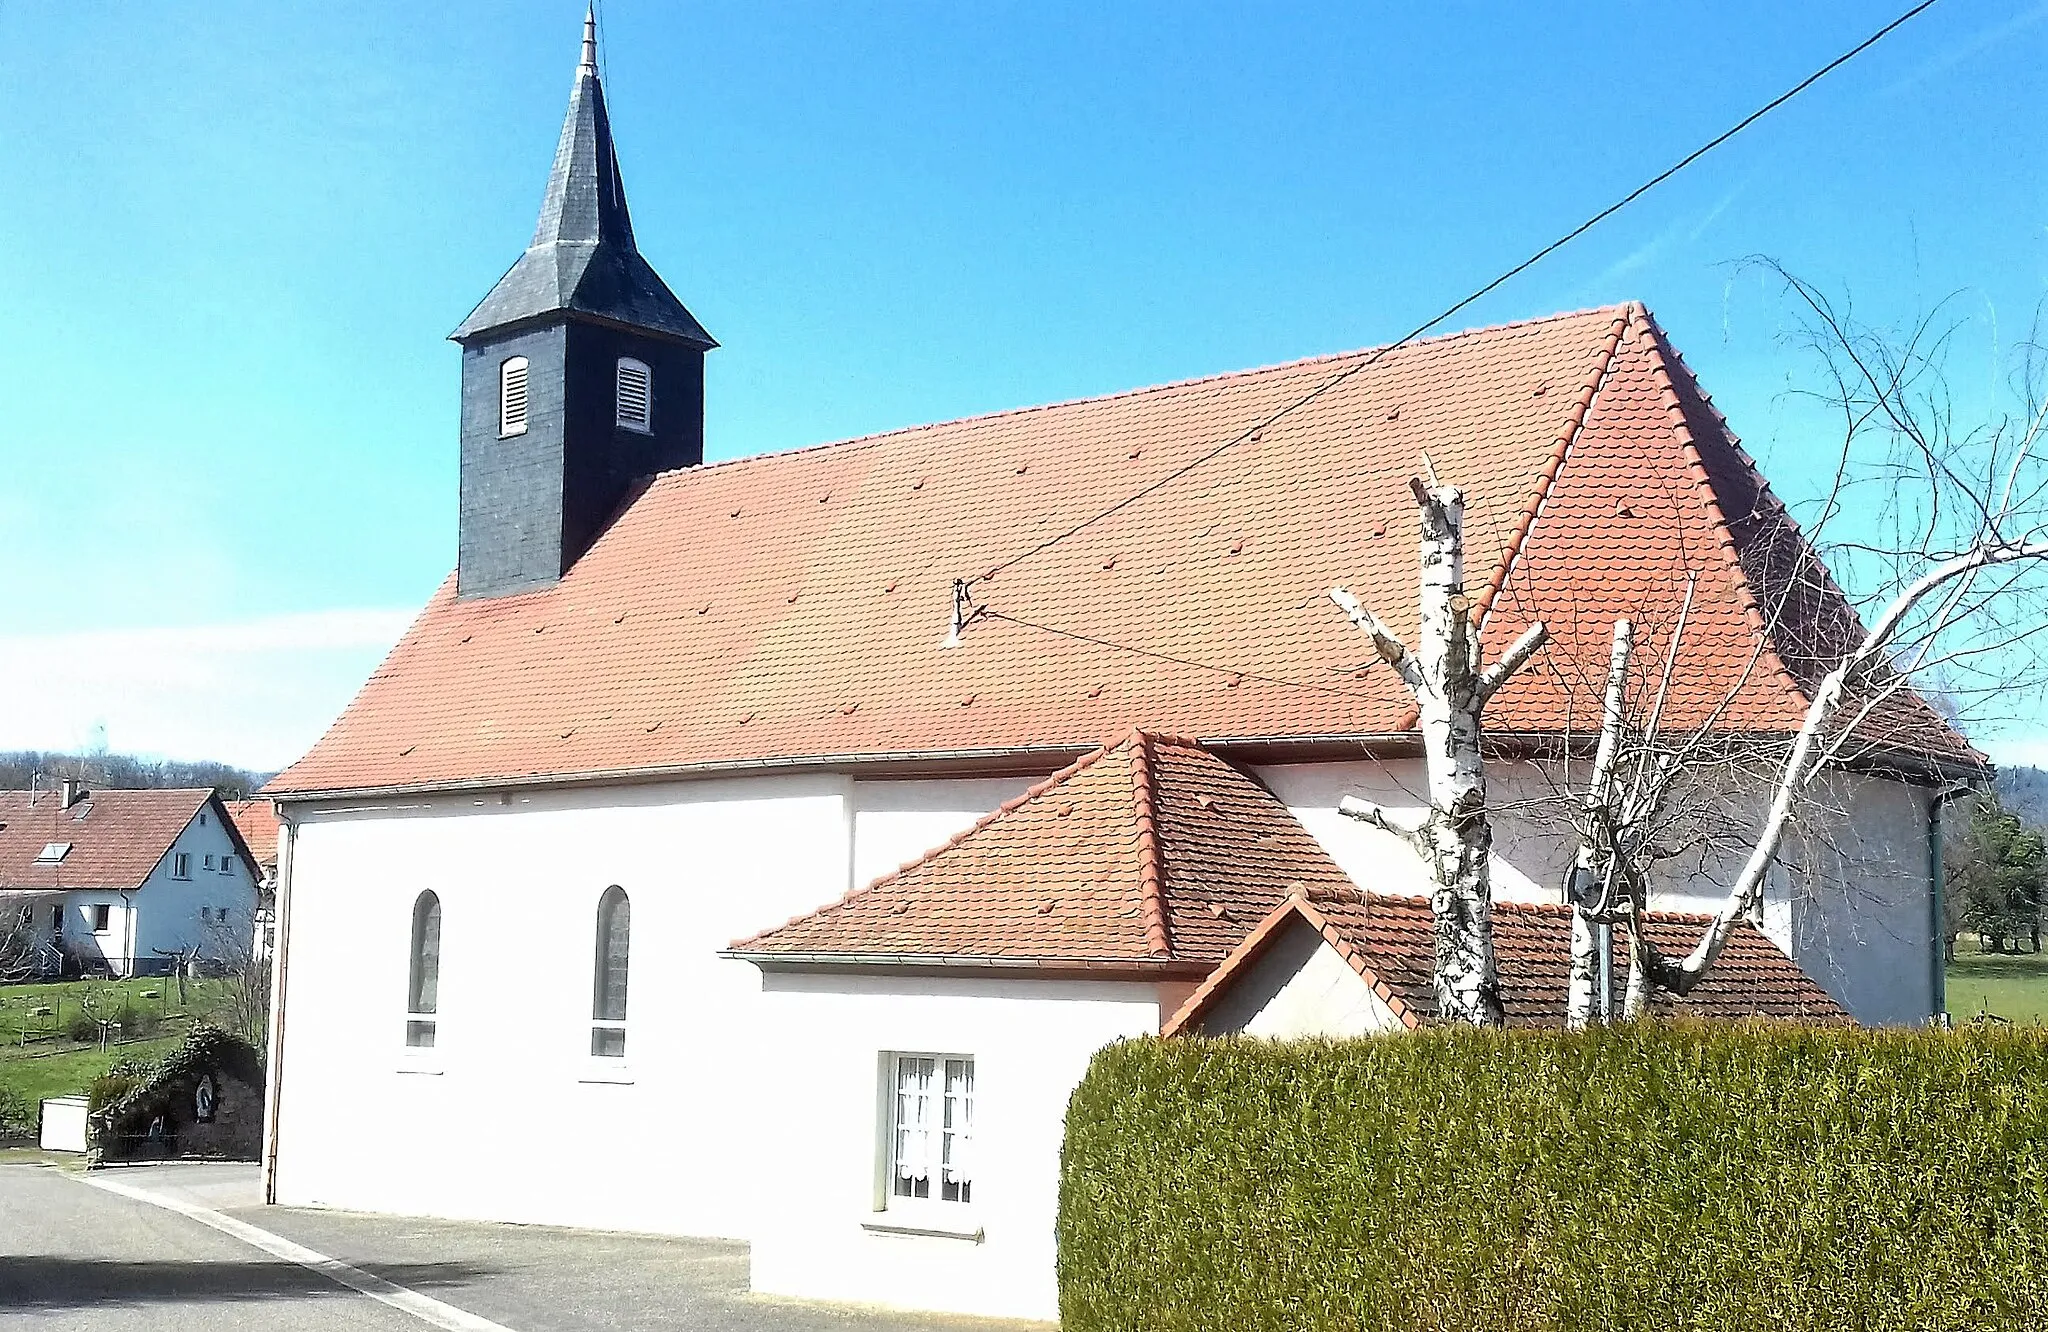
[406,891,441,1048]
[499,356,530,437]
[590,886,630,1056]
[614,357,651,433]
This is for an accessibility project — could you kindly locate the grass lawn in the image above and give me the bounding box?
[0,976,235,1111]
[1947,947,2048,1025]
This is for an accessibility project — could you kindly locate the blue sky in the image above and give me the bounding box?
[3,2,2046,769]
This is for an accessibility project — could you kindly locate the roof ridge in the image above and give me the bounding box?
[1628,307,1809,713]
[1473,307,1633,631]
[655,304,1639,486]
[1367,307,1633,736]
[723,737,1128,951]
[1127,732,1173,958]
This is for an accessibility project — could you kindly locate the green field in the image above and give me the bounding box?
[0,976,234,1120]
[1947,948,2048,1025]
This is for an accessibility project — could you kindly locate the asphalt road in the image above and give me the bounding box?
[0,1165,429,1331]
[0,1164,1043,1332]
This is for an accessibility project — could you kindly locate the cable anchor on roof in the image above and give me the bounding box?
[941,579,986,649]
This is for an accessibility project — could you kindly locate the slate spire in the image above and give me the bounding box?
[451,8,714,347]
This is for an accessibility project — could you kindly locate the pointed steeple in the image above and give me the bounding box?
[452,9,714,347]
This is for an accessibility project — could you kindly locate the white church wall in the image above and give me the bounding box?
[747,969,1161,1322]
[1782,772,1936,1025]
[850,776,1037,889]
[269,773,858,1239]
[1257,758,1936,1025]
[1194,916,1405,1038]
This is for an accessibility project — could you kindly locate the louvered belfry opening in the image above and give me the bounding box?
[615,358,651,432]
[499,357,531,436]
[449,13,715,599]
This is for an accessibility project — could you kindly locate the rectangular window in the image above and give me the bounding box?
[92,904,111,933]
[221,855,235,874]
[888,1054,974,1206]
[35,841,71,864]
[172,852,191,880]
[203,853,216,872]
[49,905,62,933]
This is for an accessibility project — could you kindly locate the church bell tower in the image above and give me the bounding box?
[451,8,716,598]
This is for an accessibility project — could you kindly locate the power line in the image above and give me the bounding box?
[981,609,1368,698]
[963,0,1941,592]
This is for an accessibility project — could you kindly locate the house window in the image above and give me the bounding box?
[614,357,651,432]
[221,855,235,874]
[92,904,111,933]
[49,905,62,933]
[500,356,530,437]
[34,842,70,864]
[590,886,630,1056]
[887,1054,974,1206]
[406,891,442,1048]
[203,854,216,872]
[172,853,191,880]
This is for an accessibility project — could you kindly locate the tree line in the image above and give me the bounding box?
[0,750,271,799]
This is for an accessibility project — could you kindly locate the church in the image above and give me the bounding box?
[259,14,1971,1322]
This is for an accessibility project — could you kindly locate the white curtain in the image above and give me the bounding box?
[942,1058,973,1186]
[896,1057,935,1181]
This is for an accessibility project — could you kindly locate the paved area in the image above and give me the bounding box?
[0,1164,1045,1331]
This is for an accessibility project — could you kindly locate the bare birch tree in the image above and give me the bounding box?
[1332,273,2048,1027]
[1330,478,1548,1026]
[1548,271,2048,1024]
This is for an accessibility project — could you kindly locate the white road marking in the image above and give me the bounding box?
[80,1173,520,1332]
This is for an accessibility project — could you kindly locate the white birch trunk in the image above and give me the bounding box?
[1334,479,1548,1027]
[1565,619,1634,1030]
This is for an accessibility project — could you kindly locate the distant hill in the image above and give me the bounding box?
[0,750,271,799]
[1996,765,2048,827]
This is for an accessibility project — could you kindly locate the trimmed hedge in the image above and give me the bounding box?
[1058,1026,2048,1332]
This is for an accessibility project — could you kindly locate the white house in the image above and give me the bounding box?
[0,783,260,978]
[257,15,1978,1323]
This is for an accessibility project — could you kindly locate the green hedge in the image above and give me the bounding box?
[1058,1026,2048,1332]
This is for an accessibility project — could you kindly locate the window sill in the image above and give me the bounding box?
[577,1063,635,1085]
[394,1062,444,1075]
[861,1215,984,1243]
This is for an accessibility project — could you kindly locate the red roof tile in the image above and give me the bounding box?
[1165,890,1849,1033]
[728,730,1354,969]
[0,789,216,893]
[270,303,1971,796]
[223,799,280,872]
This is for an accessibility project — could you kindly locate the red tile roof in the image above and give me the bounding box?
[270,303,1972,797]
[0,789,220,893]
[223,799,280,873]
[728,730,1355,971]
[1164,890,1850,1033]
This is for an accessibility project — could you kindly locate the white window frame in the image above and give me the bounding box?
[202,853,216,872]
[588,886,630,1064]
[873,1052,976,1232]
[34,841,70,865]
[171,852,191,880]
[614,357,652,433]
[403,890,442,1060]
[500,356,531,437]
[220,854,235,875]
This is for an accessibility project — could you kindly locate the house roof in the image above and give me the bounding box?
[727,730,1355,972]
[450,11,714,348]
[223,799,280,873]
[0,789,249,894]
[1163,889,1850,1033]
[271,302,1972,798]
